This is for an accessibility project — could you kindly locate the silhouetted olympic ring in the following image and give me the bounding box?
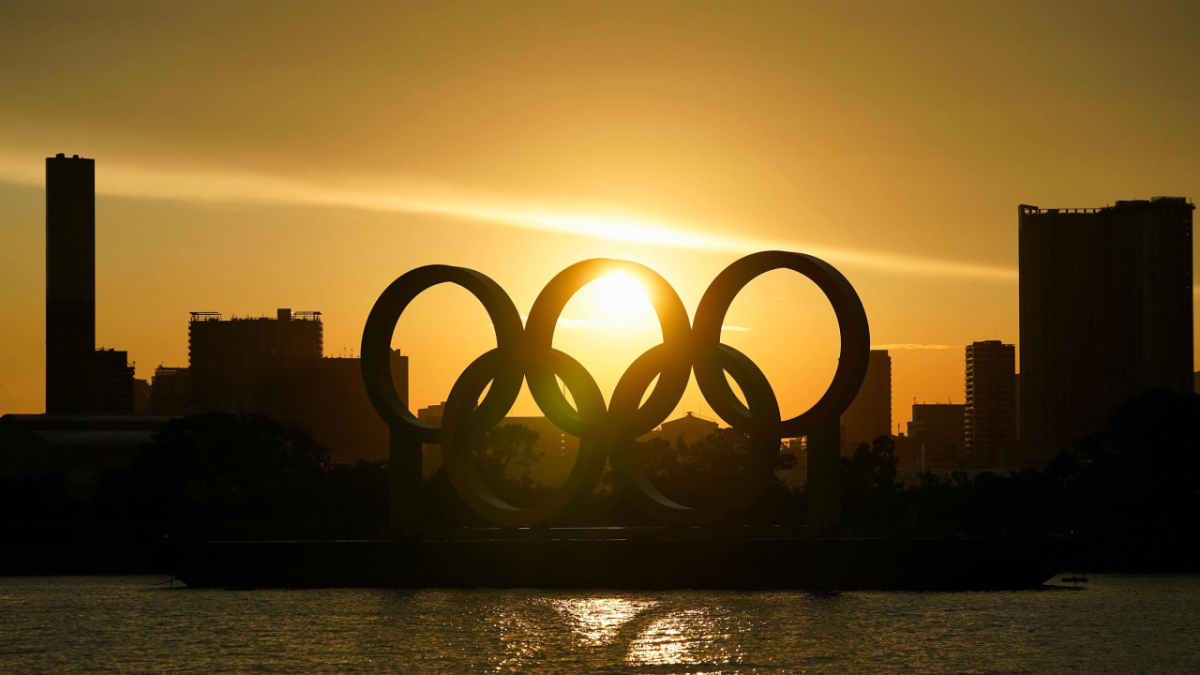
[362,252,870,526]
[441,348,609,526]
[361,265,524,444]
[608,341,782,525]
[693,251,871,439]
[524,259,693,440]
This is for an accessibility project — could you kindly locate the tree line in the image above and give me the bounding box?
[2,388,1196,568]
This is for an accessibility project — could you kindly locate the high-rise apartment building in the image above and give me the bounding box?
[45,154,96,414]
[188,309,323,413]
[965,340,1017,468]
[841,349,891,454]
[1019,198,1194,457]
[187,309,408,461]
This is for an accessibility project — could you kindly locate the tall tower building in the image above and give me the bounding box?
[1019,198,1194,457]
[840,349,891,454]
[965,340,1017,468]
[45,154,96,414]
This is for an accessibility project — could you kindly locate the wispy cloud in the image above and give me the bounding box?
[872,343,960,351]
[0,153,1019,282]
[515,316,749,332]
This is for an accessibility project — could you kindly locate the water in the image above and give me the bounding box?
[0,576,1196,674]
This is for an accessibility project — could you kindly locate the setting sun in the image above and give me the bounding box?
[592,272,651,319]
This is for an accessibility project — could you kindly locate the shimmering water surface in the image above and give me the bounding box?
[1,576,1197,674]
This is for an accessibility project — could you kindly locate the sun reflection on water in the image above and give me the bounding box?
[545,598,658,646]
[626,608,746,670]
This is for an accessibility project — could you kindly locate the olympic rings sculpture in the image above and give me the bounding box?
[361,251,870,526]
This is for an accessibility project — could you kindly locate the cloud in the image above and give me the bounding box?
[871,343,960,351]
[0,153,1019,282]
[514,316,750,332]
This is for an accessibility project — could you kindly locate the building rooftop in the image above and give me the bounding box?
[189,309,322,322]
[1020,197,1193,216]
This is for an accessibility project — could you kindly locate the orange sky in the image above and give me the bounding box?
[0,1,1197,431]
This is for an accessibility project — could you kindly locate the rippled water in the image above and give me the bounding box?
[1,576,1197,673]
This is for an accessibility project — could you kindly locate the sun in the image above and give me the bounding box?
[592,272,651,319]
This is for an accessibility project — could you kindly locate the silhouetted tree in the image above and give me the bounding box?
[472,423,543,489]
[841,435,901,530]
[1047,389,1200,567]
[588,429,799,525]
[0,473,86,534]
[98,413,336,535]
[50,388,1193,570]
[423,423,551,523]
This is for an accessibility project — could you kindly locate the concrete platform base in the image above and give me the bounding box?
[169,532,1068,590]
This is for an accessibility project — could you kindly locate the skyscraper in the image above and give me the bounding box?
[840,349,891,454]
[1019,198,1194,458]
[44,154,138,414]
[965,340,1016,468]
[45,154,95,414]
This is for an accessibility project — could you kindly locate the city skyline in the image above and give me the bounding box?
[5,6,1200,673]
[11,148,1194,477]
[4,150,1195,436]
[2,3,1199,433]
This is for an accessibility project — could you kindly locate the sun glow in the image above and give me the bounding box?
[592,273,651,319]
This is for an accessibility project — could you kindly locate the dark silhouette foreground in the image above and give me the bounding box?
[2,389,1196,570]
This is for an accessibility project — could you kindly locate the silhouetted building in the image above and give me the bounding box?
[416,402,446,476]
[892,433,920,470]
[90,349,135,414]
[644,411,720,446]
[1019,198,1194,458]
[0,414,170,479]
[186,309,402,461]
[1014,373,1021,441]
[151,366,191,415]
[907,403,965,470]
[965,340,1016,468]
[262,352,408,462]
[188,308,323,414]
[133,378,151,414]
[841,349,891,454]
[44,153,141,416]
[45,154,96,414]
